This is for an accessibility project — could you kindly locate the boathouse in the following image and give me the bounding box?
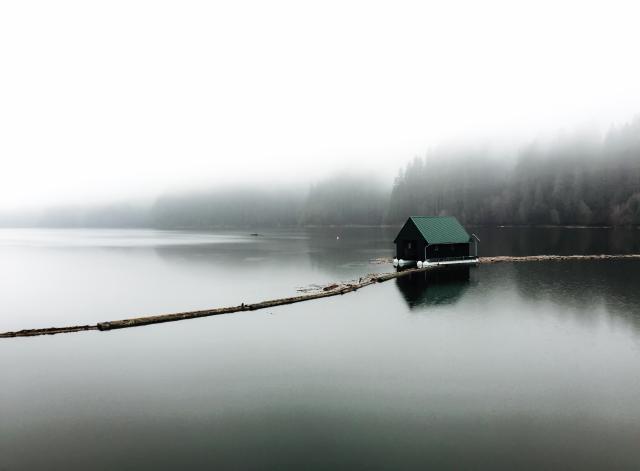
[393,216,479,265]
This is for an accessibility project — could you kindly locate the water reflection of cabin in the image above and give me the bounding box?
[393,216,480,266]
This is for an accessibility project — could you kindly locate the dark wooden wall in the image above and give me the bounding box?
[425,243,469,260]
[396,240,469,260]
[396,239,427,260]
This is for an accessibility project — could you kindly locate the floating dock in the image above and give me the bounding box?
[394,256,479,268]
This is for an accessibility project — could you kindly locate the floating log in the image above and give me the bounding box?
[374,254,640,265]
[0,325,97,338]
[479,254,640,264]
[2,253,640,339]
[96,271,415,331]
[0,267,429,338]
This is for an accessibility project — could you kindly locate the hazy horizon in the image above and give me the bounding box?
[2,0,640,212]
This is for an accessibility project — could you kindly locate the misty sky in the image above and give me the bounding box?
[2,0,640,210]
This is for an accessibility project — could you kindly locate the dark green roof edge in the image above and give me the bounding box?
[397,216,471,244]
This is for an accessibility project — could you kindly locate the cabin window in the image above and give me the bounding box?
[407,242,412,249]
[434,246,438,252]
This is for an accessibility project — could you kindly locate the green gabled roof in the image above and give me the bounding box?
[402,216,470,244]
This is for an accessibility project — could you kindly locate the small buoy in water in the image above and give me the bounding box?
[336,236,340,240]
[417,261,423,268]
[393,258,399,266]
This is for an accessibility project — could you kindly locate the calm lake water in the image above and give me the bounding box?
[2,227,640,470]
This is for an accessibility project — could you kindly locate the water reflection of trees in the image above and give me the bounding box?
[304,226,396,275]
[511,260,640,331]
[395,267,473,309]
[152,230,312,268]
[471,226,640,257]
[152,227,398,278]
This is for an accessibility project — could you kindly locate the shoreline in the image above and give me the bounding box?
[1,224,639,230]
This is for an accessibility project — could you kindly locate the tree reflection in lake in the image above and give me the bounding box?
[395,266,474,309]
[3,228,640,470]
[472,226,640,256]
[510,259,640,334]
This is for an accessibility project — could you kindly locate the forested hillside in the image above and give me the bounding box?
[3,119,639,228]
[151,188,304,228]
[300,175,388,226]
[388,118,640,225]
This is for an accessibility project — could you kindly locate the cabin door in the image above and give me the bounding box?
[403,241,415,260]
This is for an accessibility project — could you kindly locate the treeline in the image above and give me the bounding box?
[2,118,639,228]
[151,175,389,228]
[1,175,388,228]
[300,175,388,226]
[389,118,640,226]
[151,187,304,228]
[0,203,152,228]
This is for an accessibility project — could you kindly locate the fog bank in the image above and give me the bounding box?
[2,117,639,228]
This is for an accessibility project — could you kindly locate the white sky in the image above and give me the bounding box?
[1,0,640,210]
